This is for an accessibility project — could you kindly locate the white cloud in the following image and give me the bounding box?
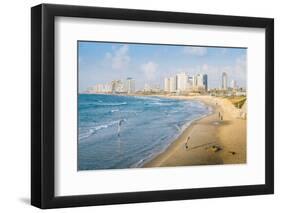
[183,46,207,56]
[105,45,130,70]
[141,61,158,81]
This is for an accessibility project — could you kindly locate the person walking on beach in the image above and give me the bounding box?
[185,136,190,150]
[218,112,221,119]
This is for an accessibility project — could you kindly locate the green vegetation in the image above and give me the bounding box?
[226,96,246,109]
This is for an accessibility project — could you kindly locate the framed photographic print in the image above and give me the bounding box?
[31,3,274,209]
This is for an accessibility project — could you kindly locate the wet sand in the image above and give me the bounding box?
[143,95,246,168]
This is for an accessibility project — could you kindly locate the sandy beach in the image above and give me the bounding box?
[143,95,246,167]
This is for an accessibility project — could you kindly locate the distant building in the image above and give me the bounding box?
[143,83,160,92]
[192,74,207,91]
[126,77,135,94]
[144,83,151,92]
[222,72,228,90]
[192,76,197,88]
[169,76,177,92]
[176,72,188,92]
[196,74,204,88]
[203,74,208,91]
[153,84,161,92]
[164,77,170,92]
[111,80,126,93]
[87,82,112,93]
[87,77,137,94]
[186,76,194,91]
[163,72,207,93]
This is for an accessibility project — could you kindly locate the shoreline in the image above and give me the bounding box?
[143,95,246,167]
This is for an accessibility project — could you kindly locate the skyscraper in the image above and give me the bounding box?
[126,77,135,94]
[222,72,228,90]
[203,74,208,91]
[169,76,177,92]
[192,75,197,89]
[196,74,204,88]
[164,77,170,92]
[186,76,193,91]
[176,72,188,92]
[111,80,126,93]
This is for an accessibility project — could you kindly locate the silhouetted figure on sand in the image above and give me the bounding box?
[185,136,190,149]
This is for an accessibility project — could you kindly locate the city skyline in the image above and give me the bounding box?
[79,41,247,92]
[84,70,244,95]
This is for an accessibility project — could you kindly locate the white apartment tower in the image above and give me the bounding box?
[186,76,194,91]
[176,72,188,92]
[169,76,177,92]
[126,78,135,94]
[164,72,208,93]
[164,77,170,92]
[196,74,204,88]
[192,76,197,88]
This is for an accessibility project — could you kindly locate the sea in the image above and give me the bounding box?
[78,94,211,170]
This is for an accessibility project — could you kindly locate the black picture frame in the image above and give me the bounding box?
[31,3,274,209]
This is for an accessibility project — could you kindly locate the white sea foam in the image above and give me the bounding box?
[133,96,161,101]
[79,120,122,140]
[149,102,173,106]
[97,102,127,106]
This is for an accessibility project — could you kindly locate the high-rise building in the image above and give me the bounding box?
[87,82,112,93]
[164,77,170,92]
[144,83,160,92]
[176,72,188,92]
[203,74,208,91]
[88,77,135,94]
[196,74,204,88]
[164,72,207,93]
[188,74,207,92]
[222,72,228,90]
[186,76,193,91]
[111,80,117,93]
[126,77,135,94]
[111,80,126,93]
[169,76,177,92]
[192,75,197,89]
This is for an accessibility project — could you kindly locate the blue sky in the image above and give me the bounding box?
[78,41,247,92]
